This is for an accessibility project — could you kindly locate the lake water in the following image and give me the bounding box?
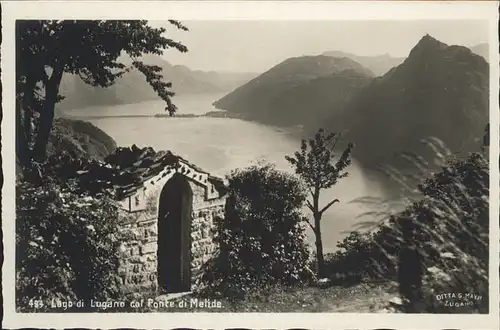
[64,93,395,253]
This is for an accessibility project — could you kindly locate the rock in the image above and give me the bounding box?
[316,278,332,288]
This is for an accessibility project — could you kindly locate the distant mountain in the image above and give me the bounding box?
[57,55,257,111]
[322,51,405,76]
[470,43,489,61]
[323,42,489,76]
[213,55,374,127]
[173,65,258,92]
[327,35,489,169]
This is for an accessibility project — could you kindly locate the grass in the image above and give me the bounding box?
[134,281,399,313]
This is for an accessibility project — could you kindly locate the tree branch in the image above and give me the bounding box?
[304,218,316,234]
[307,186,315,199]
[306,199,314,212]
[328,132,342,150]
[320,198,340,215]
[41,70,50,84]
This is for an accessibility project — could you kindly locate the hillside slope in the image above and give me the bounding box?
[265,69,373,127]
[58,55,257,111]
[328,35,489,169]
[48,118,117,160]
[213,55,374,127]
[16,118,117,179]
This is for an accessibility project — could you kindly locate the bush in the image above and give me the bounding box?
[199,164,312,299]
[326,231,389,284]
[16,171,121,312]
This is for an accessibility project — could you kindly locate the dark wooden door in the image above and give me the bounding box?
[157,174,193,293]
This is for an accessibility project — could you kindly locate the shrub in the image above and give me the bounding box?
[413,152,489,312]
[328,152,489,312]
[199,164,312,299]
[16,165,121,312]
[326,231,389,284]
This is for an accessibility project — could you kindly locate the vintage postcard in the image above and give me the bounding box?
[1,0,499,329]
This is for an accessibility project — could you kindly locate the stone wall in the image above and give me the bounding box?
[190,181,226,281]
[116,207,159,300]
[115,168,226,299]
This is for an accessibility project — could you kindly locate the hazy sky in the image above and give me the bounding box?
[153,20,489,73]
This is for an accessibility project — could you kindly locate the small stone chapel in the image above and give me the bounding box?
[101,146,228,298]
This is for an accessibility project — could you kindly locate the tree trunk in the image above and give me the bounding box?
[312,187,325,277]
[33,69,63,163]
[16,97,31,170]
[314,211,325,277]
[22,78,38,147]
[33,99,56,162]
[16,77,39,171]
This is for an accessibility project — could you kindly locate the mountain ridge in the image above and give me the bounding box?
[58,56,258,111]
[213,55,374,126]
[322,41,489,76]
[212,34,489,170]
[321,50,405,76]
[328,34,489,169]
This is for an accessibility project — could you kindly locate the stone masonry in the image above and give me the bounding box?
[111,152,227,299]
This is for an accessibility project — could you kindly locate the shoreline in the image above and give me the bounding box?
[64,106,404,205]
[58,108,404,255]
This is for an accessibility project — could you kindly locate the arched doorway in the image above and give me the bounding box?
[157,173,193,293]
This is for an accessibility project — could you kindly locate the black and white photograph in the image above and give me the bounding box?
[2,1,499,329]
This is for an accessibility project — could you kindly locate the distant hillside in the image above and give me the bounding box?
[327,35,489,169]
[213,55,374,127]
[322,51,405,76]
[48,118,117,160]
[265,69,374,127]
[57,55,257,111]
[173,65,258,93]
[470,43,489,62]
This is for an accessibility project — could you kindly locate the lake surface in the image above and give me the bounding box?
[64,93,395,253]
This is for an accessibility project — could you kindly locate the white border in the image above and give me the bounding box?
[2,1,499,329]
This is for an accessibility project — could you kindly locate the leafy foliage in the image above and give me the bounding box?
[286,128,354,276]
[325,231,385,284]
[286,129,353,190]
[16,177,121,312]
[199,164,312,299]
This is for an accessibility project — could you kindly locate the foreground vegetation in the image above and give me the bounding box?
[198,164,313,299]
[194,134,489,313]
[15,19,490,314]
[16,152,122,312]
[16,19,188,310]
[326,149,489,313]
[135,281,399,313]
[16,131,489,313]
